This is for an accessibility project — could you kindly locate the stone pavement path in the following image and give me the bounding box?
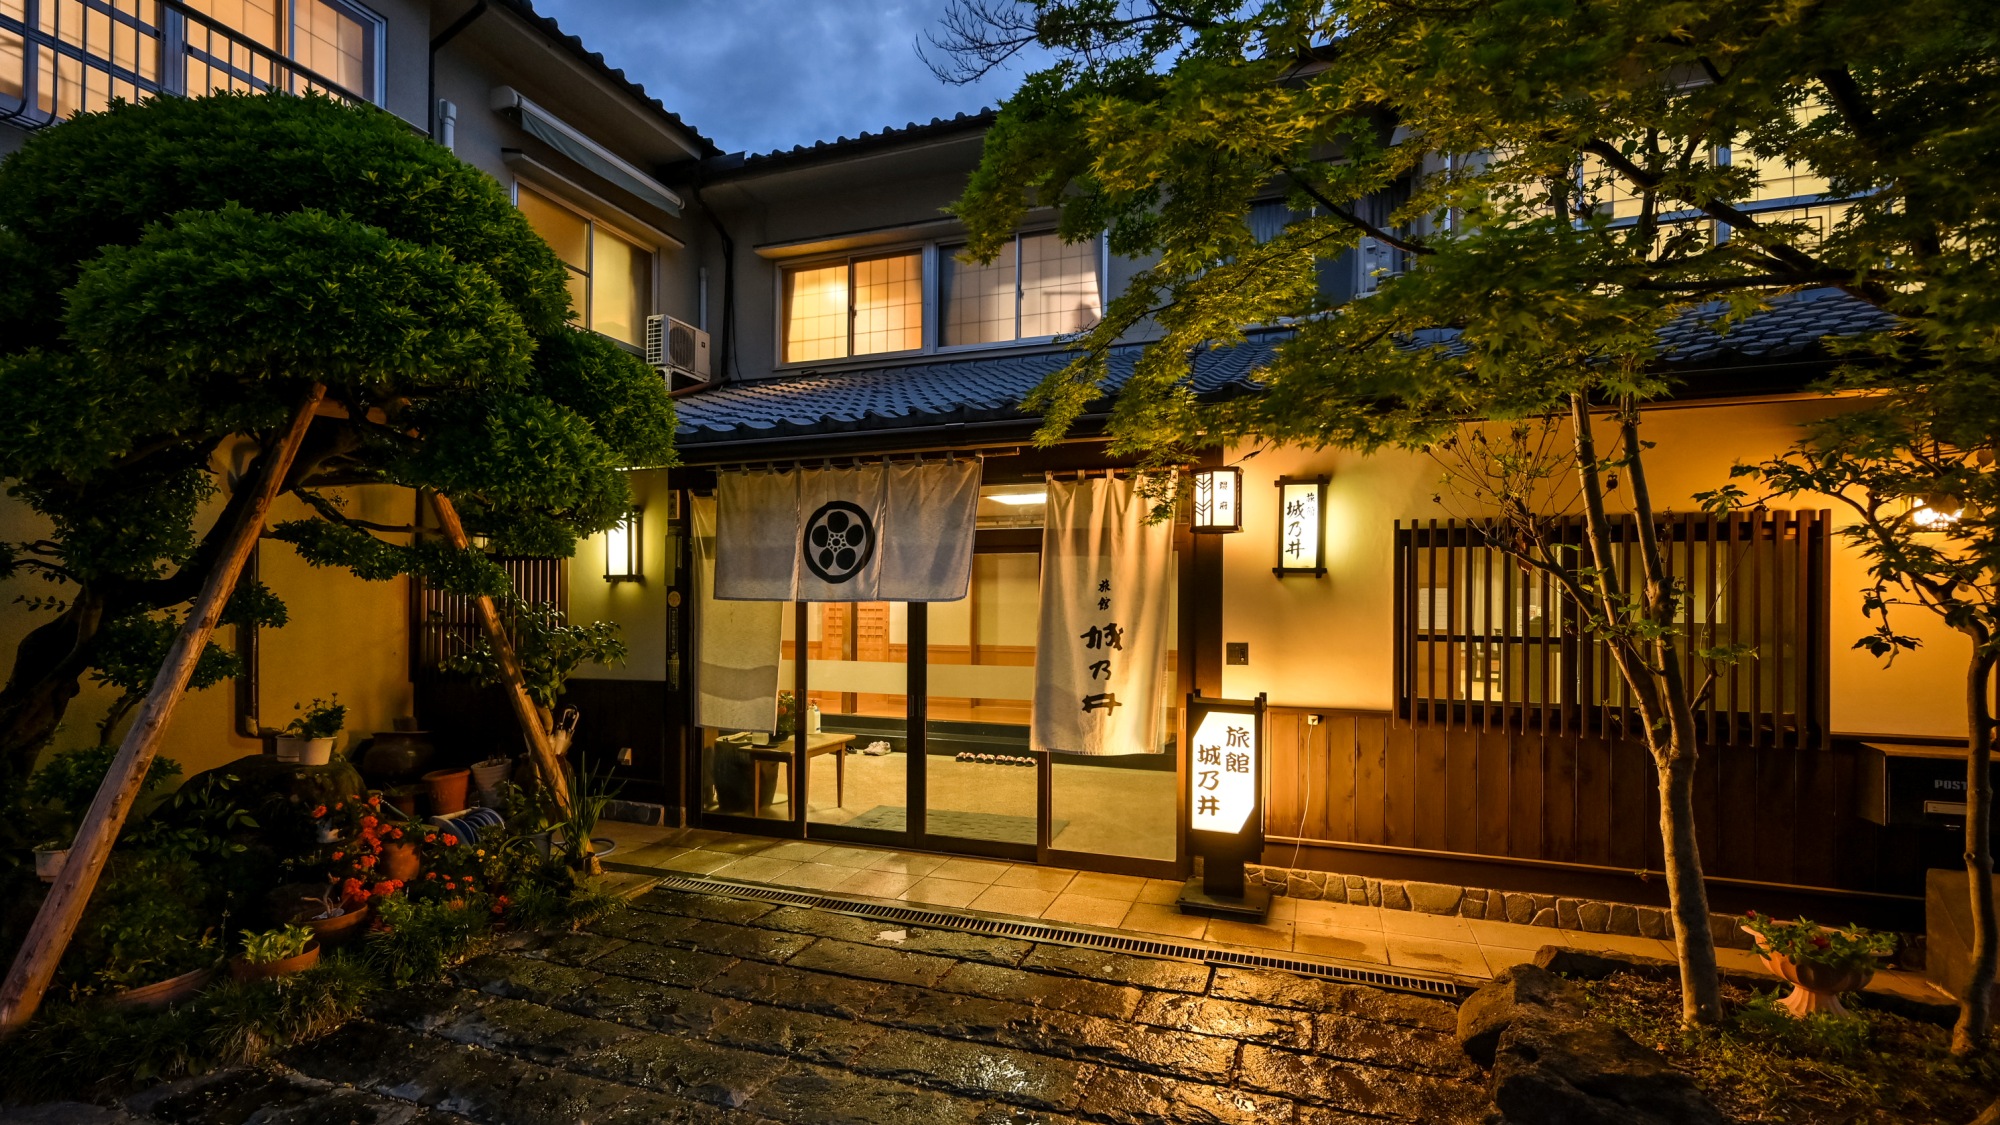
[118,885,1492,1125]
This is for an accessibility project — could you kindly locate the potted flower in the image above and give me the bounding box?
[231,924,319,981]
[1741,911,1897,1018]
[294,886,370,949]
[276,696,346,766]
[32,838,69,883]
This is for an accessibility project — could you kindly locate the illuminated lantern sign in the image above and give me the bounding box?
[1179,692,1269,919]
[1191,467,1243,534]
[1274,476,1327,577]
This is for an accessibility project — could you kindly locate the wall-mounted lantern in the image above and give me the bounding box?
[1273,476,1328,577]
[1191,466,1243,534]
[604,508,642,582]
[1910,492,1963,530]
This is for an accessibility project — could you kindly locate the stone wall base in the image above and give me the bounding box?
[1245,862,1759,950]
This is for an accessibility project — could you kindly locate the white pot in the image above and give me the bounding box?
[34,848,67,883]
[276,736,336,766]
[470,758,513,790]
[749,731,771,747]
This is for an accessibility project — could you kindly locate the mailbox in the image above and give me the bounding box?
[1858,742,1998,828]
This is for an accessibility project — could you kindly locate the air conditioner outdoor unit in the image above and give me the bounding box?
[645,314,711,388]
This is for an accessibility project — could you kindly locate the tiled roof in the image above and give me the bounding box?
[675,289,1897,446]
[704,110,998,178]
[491,0,722,159]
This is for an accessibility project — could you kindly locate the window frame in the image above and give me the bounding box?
[772,229,1109,370]
[513,177,661,354]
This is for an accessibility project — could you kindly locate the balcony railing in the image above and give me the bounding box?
[0,0,366,129]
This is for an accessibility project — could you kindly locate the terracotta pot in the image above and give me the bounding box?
[276,736,336,765]
[111,966,214,1008]
[381,840,421,881]
[1742,925,1877,1017]
[230,940,320,982]
[386,787,421,816]
[300,903,370,949]
[422,768,470,815]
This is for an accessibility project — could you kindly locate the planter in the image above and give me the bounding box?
[381,840,421,881]
[1743,925,1878,1018]
[525,829,555,858]
[385,785,421,817]
[422,768,470,815]
[230,940,320,982]
[300,903,370,949]
[276,736,336,766]
[33,847,68,883]
[359,731,433,783]
[111,966,214,1009]
[470,757,513,796]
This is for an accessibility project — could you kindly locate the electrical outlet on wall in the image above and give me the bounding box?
[1225,642,1249,666]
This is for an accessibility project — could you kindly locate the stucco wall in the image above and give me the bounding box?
[1218,396,1970,739]
[569,466,674,682]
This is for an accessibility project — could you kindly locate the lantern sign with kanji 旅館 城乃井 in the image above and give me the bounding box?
[1188,701,1261,835]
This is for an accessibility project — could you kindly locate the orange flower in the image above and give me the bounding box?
[441,834,458,847]
[359,855,377,868]
[311,805,327,818]
[330,850,344,861]
[359,815,378,829]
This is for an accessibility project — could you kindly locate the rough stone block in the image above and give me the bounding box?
[1533,945,1678,983]
[1608,904,1641,936]
[1532,894,1557,912]
[1530,908,1558,928]
[1287,873,1323,900]
[1503,893,1536,925]
[1404,881,1461,915]
[1556,898,1583,930]
[1709,913,1750,949]
[1382,882,1411,911]
[1321,878,1347,904]
[1456,963,1576,1067]
[1346,874,1369,899]
[1577,901,1611,933]
[1637,908,1669,939]
[1462,892,1488,920]
[1489,1010,1726,1125]
[1365,880,1384,907]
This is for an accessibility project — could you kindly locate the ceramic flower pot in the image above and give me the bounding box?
[300,903,370,949]
[381,840,421,882]
[470,757,513,795]
[230,940,320,982]
[1742,925,1877,1017]
[111,966,214,1008]
[422,768,470,814]
[33,847,67,883]
[276,736,335,765]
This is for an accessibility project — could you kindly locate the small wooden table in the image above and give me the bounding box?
[725,731,856,811]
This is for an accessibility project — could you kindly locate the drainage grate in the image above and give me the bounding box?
[628,869,1471,999]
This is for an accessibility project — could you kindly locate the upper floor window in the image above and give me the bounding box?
[517,182,653,349]
[0,0,382,126]
[939,231,1101,347]
[781,250,923,364]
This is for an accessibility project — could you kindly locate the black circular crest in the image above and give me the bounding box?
[803,500,875,584]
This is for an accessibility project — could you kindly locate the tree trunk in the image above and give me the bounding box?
[1953,637,1997,1055]
[0,386,324,1031]
[1568,395,1724,1026]
[0,594,108,784]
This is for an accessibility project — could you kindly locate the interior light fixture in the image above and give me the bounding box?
[989,492,1048,506]
[604,507,642,582]
[1911,493,1964,530]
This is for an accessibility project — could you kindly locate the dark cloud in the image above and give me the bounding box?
[529,0,1038,156]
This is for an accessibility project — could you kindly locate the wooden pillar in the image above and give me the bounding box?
[0,386,325,1031]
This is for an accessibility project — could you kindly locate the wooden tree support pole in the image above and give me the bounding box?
[0,385,326,1032]
[426,493,590,871]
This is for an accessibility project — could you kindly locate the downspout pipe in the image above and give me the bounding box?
[692,184,737,384]
[427,0,489,141]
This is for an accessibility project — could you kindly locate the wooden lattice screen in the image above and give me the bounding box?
[1393,510,1830,748]
[409,557,567,680]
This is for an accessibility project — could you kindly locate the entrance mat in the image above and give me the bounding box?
[841,805,1065,845]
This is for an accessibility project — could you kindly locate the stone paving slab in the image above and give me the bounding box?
[108,883,1488,1125]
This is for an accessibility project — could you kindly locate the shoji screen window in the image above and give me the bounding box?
[780,251,924,364]
[940,231,1101,347]
[515,184,654,349]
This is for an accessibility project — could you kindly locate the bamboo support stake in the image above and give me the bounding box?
[0,386,326,1031]
[426,493,594,872]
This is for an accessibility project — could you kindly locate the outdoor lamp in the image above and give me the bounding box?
[1911,493,1963,530]
[604,508,642,582]
[1273,476,1328,577]
[1191,467,1243,533]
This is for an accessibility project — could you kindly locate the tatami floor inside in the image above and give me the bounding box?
[599,820,1945,1002]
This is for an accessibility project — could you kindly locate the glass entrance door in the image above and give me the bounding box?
[923,549,1041,858]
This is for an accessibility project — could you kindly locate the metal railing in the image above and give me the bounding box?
[0,0,366,129]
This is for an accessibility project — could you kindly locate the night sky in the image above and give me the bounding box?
[529,0,1043,156]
